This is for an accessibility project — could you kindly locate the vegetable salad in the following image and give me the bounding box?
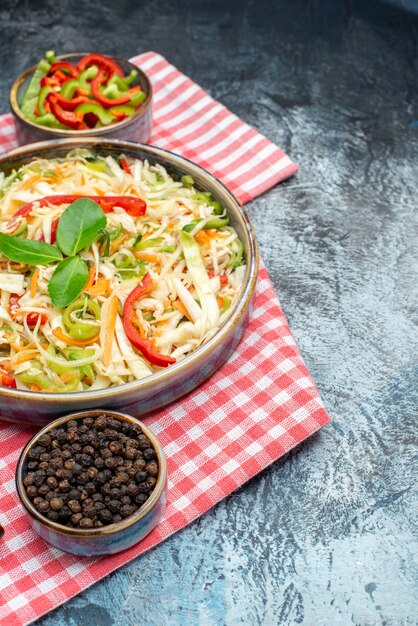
[0,150,246,392]
[19,51,146,130]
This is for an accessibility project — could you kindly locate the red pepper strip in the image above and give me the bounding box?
[207,271,228,284]
[26,312,49,327]
[122,274,176,367]
[40,218,60,244]
[40,76,61,88]
[0,370,16,389]
[76,53,124,77]
[7,195,146,230]
[91,70,131,109]
[119,158,132,175]
[47,94,87,130]
[50,94,96,111]
[48,62,80,78]
[8,293,48,327]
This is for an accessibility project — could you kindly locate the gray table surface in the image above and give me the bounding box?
[1,0,417,624]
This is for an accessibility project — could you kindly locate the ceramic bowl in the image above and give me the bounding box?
[0,138,259,425]
[15,409,167,556]
[9,53,152,145]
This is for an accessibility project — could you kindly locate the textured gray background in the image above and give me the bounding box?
[1,0,417,624]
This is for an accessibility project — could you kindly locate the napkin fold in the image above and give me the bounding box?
[0,52,329,626]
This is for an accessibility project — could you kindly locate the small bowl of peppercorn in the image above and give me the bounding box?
[15,410,167,556]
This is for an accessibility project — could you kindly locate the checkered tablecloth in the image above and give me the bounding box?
[0,52,330,626]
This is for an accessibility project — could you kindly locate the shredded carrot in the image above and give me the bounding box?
[14,350,39,365]
[172,299,192,321]
[194,230,211,244]
[85,277,111,297]
[30,384,41,392]
[109,234,128,256]
[84,265,96,291]
[133,251,160,263]
[1,360,12,372]
[217,296,224,308]
[103,295,118,367]
[20,174,41,190]
[10,341,36,353]
[53,327,99,347]
[163,299,172,308]
[30,268,40,298]
[206,229,229,239]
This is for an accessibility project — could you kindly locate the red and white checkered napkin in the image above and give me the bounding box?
[0,52,330,626]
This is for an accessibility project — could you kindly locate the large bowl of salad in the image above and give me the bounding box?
[0,139,258,425]
[10,52,152,146]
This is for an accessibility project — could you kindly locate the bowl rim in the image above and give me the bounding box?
[16,409,167,537]
[0,138,259,404]
[9,52,153,137]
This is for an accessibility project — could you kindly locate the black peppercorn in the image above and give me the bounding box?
[23,415,159,530]
[98,509,113,524]
[79,517,94,528]
[38,434,51,447]
[50,497,64,511]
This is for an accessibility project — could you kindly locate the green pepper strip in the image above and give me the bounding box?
[108,70,138,92]
[183,215,229,233]
[227,238,244,269]
[77,65,99,89]
[74,102,115,126]
[192,192,223,215]
[134,238,163,251]
[37,86,53,116]
[63,348,95,384]
[20,58,51,116]
[62,297,101,340]
[27,112,68,129]
[12,218,28,237]
[60,66,99,99]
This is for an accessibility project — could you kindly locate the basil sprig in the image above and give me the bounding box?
[56,198,106,256]
[48,257,89,308]
[0,198,107,307]
[0,233,62,265]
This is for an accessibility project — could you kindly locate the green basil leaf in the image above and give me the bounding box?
[56,198,107,256]
[0,232,62,265]
[48,256,89,308]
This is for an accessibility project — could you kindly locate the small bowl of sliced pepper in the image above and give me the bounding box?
[10,51,153,146]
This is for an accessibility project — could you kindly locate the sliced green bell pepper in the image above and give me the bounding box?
[20,58,51,116]
[62,297,101,340]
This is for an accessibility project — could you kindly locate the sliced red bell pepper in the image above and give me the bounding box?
[7,195,146,230]
[119,157,132,174]
[47,94,87,130]
[8,294,48,327]
[48,61,80,78]
[0,370,17,389]
[76,53,124,77]
[207,271,229,285]
[40,75,62,89]
[122,274,176,367]
[91,69,131,108]
[26,312,49,327]
[50,94,96,111]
